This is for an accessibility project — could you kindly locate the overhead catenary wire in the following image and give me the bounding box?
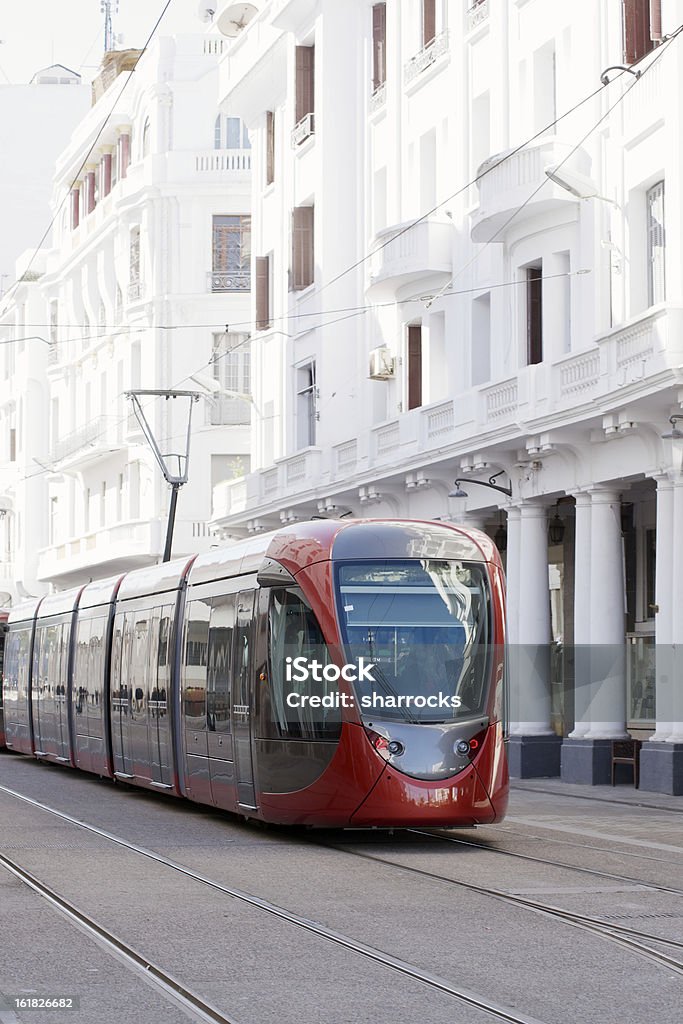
[12,25,683,493]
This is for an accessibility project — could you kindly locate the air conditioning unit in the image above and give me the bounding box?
[368,346,395,380]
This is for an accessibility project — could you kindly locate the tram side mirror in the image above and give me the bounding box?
[256,557,297,588]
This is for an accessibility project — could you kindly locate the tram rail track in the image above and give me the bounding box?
[0,782,549,1024]
[312,836,683,977]
[0,850,239,1024]
[405,827,683,897]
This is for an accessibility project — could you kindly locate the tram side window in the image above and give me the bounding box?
[74,618,92,716]
[155,607,172,715]
[87,617,106,722]
[207,595,235,733]
[131,614,150,712]
[183,600,210,726]
[266,587,340,741]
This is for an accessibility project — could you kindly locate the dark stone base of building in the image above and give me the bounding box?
[560,737,614,785]
[507,734,562,778]
[639,742,683,796]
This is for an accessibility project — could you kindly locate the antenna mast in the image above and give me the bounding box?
[100,1,120,54]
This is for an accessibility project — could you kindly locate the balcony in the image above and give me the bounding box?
[367,216,453,300]
[194,148,251,173]
[467,1,489,33]
[471,139,592,242]
[208,269,251,292]
[49,415,123,469]
[404,30,449,86]
[37,518,164,586]
[291,112,315,148]
[127,280,142,302]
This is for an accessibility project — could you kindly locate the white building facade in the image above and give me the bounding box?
[0,66,90,298]
[0,34,253,594]
[212,0,683,793]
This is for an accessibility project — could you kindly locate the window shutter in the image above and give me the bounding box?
[71,187,80,230]
[266,110,275,185]
[255,256,270,330]
[407,325,422,409]
[295,46,314,124]
[622,0,654,64]
[650,0,662,40]
[292,206,314,290]
[526,267,543,365]
[102,153,112,196]
[372,4,387,91]
[422,0,436,48]
[119,133,130,179]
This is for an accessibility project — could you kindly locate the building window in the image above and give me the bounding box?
[211,334,251,425]
[100,481,107,528]
[622,0,659,65]
[372,4,387,92]
[129,226,141,299]
[211,215,251,292]
[407,324,422,410]
[266,111,275,186]
[296,362,317,449]
[49,301,59,346]
[291,205,314,290]
[647,180,665,306]
[49,497,58,545]
[255,255,272,330]
[294,46,315,144]
[9,427,16,463]
[84,487,91,533]
[526,264,543,365]
[215,115,251,150]
[142,118,151,157]
[70,187,80,230]
[422,0,436,48]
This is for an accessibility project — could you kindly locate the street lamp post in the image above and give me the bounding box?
[125,389,204,563]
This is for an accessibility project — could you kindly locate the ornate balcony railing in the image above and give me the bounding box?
[370,82,386,114]
[404,30,449,85]
[291,112,315,148]
[467,1,489,32]
[209,270,251,292]
[127,280,141,301]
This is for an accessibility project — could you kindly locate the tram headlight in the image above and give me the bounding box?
[455,739,471,756]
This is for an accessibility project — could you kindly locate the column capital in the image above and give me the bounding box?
[519,502,549,520]
[587,485,621,505]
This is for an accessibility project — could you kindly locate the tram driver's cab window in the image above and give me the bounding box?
[265,587,341,741]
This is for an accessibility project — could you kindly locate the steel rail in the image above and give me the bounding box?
[0,851,241,1024]
[0,782,548,1024]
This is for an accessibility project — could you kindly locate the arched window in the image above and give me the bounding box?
[142,118,151,158]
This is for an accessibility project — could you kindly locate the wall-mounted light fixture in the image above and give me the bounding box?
[449,471,512,499]
[661,415,683,439]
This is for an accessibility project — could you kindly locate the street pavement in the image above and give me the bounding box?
[0,752,680,1024]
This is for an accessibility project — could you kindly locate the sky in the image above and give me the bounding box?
[0,0,204,85]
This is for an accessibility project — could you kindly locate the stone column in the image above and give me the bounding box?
[564,487,627,783]
[561,492,591,780]
[584,487,628,738]
[569,492,592,737]
[640,474,683,792]
[507,503,561,777]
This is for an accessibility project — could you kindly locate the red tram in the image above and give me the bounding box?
[0,609,8,747]
[2,520,508,827]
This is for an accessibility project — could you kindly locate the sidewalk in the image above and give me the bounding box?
[510,777,683,812]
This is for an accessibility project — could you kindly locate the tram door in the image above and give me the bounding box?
[231,591,256,808]
[150,607,173,787]
[111,613,134,777]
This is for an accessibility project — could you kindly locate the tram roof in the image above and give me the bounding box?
[116,555,197,602]
[7,596,44,625]
[79,573,126,610]
[36,586,84,620]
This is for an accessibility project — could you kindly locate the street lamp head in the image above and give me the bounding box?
[448,481,468,498]
[661,415,683,439]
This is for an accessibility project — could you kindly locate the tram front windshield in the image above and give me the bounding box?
[336,559,491,723]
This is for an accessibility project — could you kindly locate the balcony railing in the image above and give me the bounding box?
[370,82,386,114]
[127,280,141,301]
[404,30,449,85]
[50,415,113,464]
[209,270,251,292]
[467,1,489,32]
[291,112,315,148]
[195,149,252,172]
